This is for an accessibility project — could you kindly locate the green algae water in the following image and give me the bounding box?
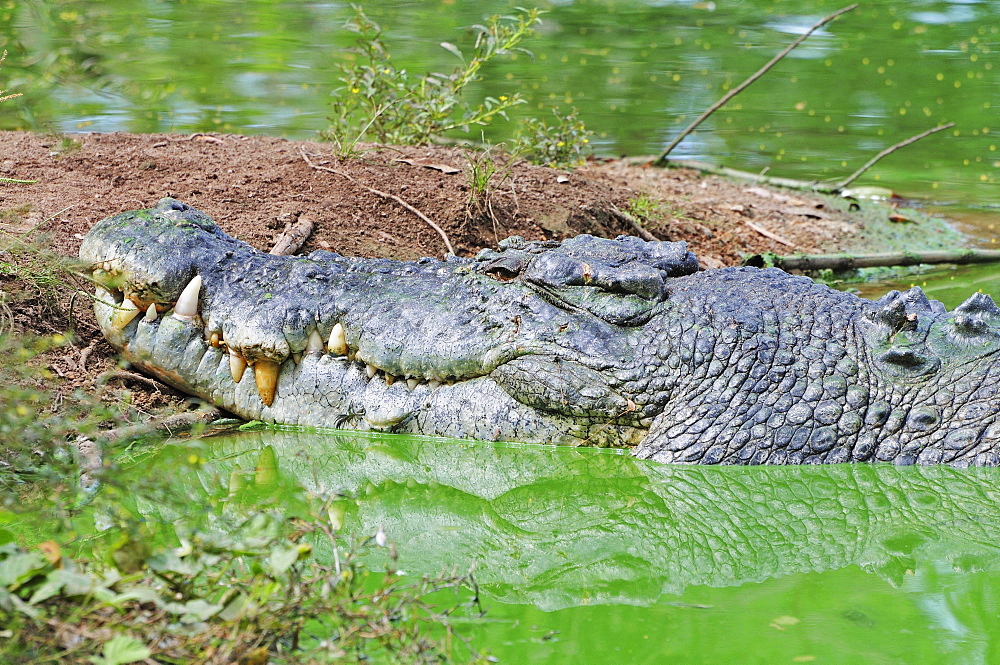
[115,430,1000,663]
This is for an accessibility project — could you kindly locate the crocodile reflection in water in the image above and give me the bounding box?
[187,430,1000,611]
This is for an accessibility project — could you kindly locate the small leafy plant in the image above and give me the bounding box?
[324,6,542,149]
[464,141,518,235]
[513,106,593,168]
[0,210,93,333]
[625,193,668,224]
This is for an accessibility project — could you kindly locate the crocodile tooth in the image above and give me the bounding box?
[328,323,348,356]
[366,364,377,379]
[385,374,395,386]
[406,378,419,390]
[144,303,158,322]
[306,329,325,355]
[428,379,441,390]
[291,352,302,365]
[172,275,202,322]
[209,331,222,348]
[110,299,140,330]
[229,350,247,383]
[254,359,280,406]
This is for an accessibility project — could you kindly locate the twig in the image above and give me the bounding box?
[834,123,956,190]
[606,205,660,242]
[657,4,858,163]
[0,177,37,184]
[299,148,456,255]
[651,156,824,190]
[76,405,224,490]
[744,220,796,248]
[78,337,99,372]
[99,405,224,445]
[743,247,1000,271]
[96,369,165,392]
[269,214,315,256]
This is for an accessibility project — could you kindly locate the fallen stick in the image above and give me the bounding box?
[100,406,224,445]
[742,248,1000,271]
[77,405,224,491]
[744,220,796,248]
[299,148,457,255]
[97,368,164,392]
[606,205,660,242]
[657,4,858,163]
[269,214,315,256]
[834,123,955,190]
[650,156,824,190]
[78,337,99,372]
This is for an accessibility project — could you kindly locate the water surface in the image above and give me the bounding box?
[121,430,1000,663]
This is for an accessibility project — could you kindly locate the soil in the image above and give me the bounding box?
[0,130,895,425]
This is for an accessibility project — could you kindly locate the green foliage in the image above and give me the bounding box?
[513,106,593,168]
[0,50,19,104]
[0,335,111,498]
[0,337,485,663]
[0,509,484,664]
[90,636,151,665]
[0,210,93,329]
[324,5,542,148]
[624,193,667,223]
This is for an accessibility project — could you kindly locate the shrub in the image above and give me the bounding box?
[514,106,593,168]
[324,6,542,149]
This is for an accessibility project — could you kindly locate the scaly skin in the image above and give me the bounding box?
[81,198,1000,465]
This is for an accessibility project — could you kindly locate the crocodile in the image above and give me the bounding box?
[80,198,1000,466]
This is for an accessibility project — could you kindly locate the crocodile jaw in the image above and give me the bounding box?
[93,284,643,446]
[84,199,643,445]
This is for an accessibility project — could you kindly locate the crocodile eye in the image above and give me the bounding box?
[486,266,519,282]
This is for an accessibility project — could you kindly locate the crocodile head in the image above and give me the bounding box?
[80,198,698,445]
